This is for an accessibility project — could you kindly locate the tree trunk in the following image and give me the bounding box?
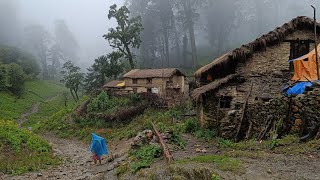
[74,89,79,101]
[164,29,170,67]
[124,44,135,69]
[70,89,77,102]
[173,19,181,67]
[183,0,197,70]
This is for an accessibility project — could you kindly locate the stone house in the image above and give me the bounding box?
[191,16,320,140]
[122,68,186,98]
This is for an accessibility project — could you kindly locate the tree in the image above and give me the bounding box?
[54,20,79,62]
[23,25,52,79]
[175,0,204,70]
[0,45,40,78]
[103,4,143,69]
[84,53,123,93]
[6,63,26,96]
[205,0,238,54]
[48,43,64,79]
[60,61,84,102]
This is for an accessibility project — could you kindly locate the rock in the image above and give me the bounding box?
[296,94,306,100]
[227,110,237,116]
[293,114,301,119]
[292,106,299,113]
[37,173,43,177]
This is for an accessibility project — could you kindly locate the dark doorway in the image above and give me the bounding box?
[219,96,233,108]
[286,39,312,72]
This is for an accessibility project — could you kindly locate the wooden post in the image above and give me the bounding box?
[312,5,320,80]
[235,82,253,140]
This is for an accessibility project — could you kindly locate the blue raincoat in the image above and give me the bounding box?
[89,133,108,157]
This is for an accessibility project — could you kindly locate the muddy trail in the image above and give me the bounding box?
[5,135,131,180]
[4,96,131,180]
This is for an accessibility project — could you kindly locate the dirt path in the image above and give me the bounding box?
[5,135,131,180]
[5,97,132,180]
[16,102,40,128]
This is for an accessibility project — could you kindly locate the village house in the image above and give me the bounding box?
[104,68,187,99]
[191,16,320,140]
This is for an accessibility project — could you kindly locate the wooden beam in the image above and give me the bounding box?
[235,82,254,140]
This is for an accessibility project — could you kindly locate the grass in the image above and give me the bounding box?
[217,135,320,155]
[177,154,245,174]
[0,80,67,120]
[0,120,60,175]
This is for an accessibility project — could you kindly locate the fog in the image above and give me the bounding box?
[1,0,124,67]
[2,0,320,72]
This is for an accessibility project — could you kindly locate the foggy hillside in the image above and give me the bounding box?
[1,0,320,72]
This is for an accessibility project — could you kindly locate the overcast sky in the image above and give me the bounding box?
[17,0,124,66]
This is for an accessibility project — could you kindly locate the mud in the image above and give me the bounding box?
[3,135,131,180]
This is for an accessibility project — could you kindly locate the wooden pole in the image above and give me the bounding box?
[312,5,320,80]
[235,82,253,140]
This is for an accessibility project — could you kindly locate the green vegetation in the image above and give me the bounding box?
[217,135,320,155]
[104,4,143,69]
[0,120,59,175]
[84,54,123,93]
[0,45,40,96]
[182,118,217,141]
[177,155,244,174]
[0,45,40,79]
[60,61,84,102]
[129,144,162,173]
[0,81,67,120]
[87,91,136,114]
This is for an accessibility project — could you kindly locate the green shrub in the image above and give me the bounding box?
[195,129,217,141]
[0,63,26,96]
[130,144,162,173]
[171,131,186,149]
[87,91,131,113]
[218,139,235,148]
[183,118,199,133]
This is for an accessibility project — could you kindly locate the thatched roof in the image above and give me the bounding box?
[103,80,124,88]
[194,16,317,78]
[123,68,185,79]
[191,74,239,100]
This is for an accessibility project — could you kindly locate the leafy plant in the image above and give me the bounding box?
[130,144,162,173]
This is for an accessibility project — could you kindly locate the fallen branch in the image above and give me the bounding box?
[75,99,91,117]
[236,82,254,140]
[151,122,174,163]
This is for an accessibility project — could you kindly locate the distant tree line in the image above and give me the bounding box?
[0,46,40,96]
[125,0,320,70]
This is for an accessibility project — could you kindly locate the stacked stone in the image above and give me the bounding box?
[291,87,320,135]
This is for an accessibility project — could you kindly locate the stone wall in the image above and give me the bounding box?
[202,29,320,140]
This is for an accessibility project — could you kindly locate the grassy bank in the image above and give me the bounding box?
[0,120,59,175]
[0,81,67,120]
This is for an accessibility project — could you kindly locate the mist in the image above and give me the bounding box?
[0,0,124,68]
[2,0,320,72]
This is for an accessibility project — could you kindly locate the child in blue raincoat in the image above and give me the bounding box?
[89,133,109,165]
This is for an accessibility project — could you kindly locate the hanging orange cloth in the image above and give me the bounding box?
[291,45,320,81]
